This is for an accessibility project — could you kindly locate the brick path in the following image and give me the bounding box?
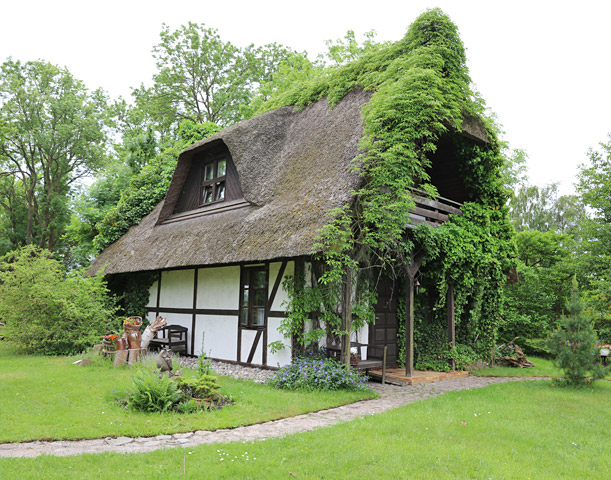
[0,376,539,458]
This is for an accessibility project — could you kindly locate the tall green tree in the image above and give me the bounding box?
[0,59,109,251]
[509,182,585,235]
[576,136,611,339]
[133,23,304,134]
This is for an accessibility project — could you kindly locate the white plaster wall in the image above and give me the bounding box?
[146,311,157,325]
[197,266,240,310]
[154,312,192,355]
[269,261,294,311]
[267,317,292,367]
[194,315,238,361]
[356,324,369,360]
[147,280,158,308]
[159,270,195,308]
[240,329,262,365]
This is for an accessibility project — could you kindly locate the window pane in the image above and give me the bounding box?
[202,185,213,204]
[217,159,226,176]
[216,181,225,201]
[242,288,249,307]
[253,289,266,307]
[204,164,214,181]
[241,308,249,326]
[253,270,266,288]
[253,308,265,326]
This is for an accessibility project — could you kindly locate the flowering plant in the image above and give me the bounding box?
[103,333,119,341]
[123,316,142,327]
[268,357,370,392]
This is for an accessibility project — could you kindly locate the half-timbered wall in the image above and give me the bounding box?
[146,260,296,367]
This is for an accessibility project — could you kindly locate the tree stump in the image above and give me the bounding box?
[497,344,535,368]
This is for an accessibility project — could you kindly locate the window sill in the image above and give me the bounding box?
[162,198,250,224]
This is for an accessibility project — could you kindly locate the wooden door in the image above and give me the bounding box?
[368,276,398,365]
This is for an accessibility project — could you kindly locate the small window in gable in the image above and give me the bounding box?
[201,156,227,205]
[171,142,244,216]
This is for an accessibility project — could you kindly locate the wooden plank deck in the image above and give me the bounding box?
[367,367,469,386]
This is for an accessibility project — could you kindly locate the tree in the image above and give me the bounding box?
[575,136,611,338]
[133,23,304,134]
[547,278,606,387]
[0,59,109,251]
[502,230,576,351]
[509,183,585,234]
[320,29,381,66]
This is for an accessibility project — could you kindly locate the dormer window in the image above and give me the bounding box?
[201,156,227,205]
[169,141,245,219]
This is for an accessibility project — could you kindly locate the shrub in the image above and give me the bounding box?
[547,281,607,387]
[127,369,184,413]
[0,246,117,355]
[175,374,221,399]
[269,357,370,391]
[447,343,480,370]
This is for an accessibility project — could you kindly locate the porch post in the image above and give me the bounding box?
[404,251,423,378]
[341,266,353,369]
[447,283,456,370]
[405,273,415,378]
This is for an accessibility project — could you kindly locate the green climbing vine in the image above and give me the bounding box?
[266,9,516,362]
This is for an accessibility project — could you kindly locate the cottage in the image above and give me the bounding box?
[91,9,511,374]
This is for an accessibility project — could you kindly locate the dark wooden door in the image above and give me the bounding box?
[368,276,398,365]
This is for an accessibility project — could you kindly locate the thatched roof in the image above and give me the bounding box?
[90,89,370,275]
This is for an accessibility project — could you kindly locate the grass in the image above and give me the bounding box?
[1,380,610,478]
[473,355,611,379]
[0,343,375,443]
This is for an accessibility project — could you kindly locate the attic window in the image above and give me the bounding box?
[169,142,244,218]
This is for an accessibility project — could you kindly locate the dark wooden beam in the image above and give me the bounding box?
[404,251,423,378]
[447,283,456,370]
[268,260,287,310]
[155,271,162,318]
[405,274,415,378]
[291,259,305,359]
[191,268,198,356]
[247,330,263,364]
[341,266,353,369]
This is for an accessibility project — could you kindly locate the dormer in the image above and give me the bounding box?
[159,140,246,224]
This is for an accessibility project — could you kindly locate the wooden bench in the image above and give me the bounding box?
[327,343,388,384]
[148,325,188,355]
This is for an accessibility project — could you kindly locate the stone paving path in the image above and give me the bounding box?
[0,376,542,458]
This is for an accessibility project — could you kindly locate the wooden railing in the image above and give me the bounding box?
[408,189,462,228]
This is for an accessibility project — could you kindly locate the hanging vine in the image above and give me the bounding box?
[265,9,516,359]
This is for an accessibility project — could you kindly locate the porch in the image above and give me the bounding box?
[367,367,469,386]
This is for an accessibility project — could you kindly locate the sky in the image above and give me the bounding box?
[2,0,610,195]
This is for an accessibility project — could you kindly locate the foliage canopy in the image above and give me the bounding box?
[0,245,116,355]
[0,59,109,252]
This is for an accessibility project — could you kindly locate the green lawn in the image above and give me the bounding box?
[0,343,375,443]
[1,380,609,479]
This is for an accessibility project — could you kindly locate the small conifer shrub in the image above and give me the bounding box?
[547,278,607,387]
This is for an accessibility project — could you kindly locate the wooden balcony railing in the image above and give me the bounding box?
[408,189,462,228]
